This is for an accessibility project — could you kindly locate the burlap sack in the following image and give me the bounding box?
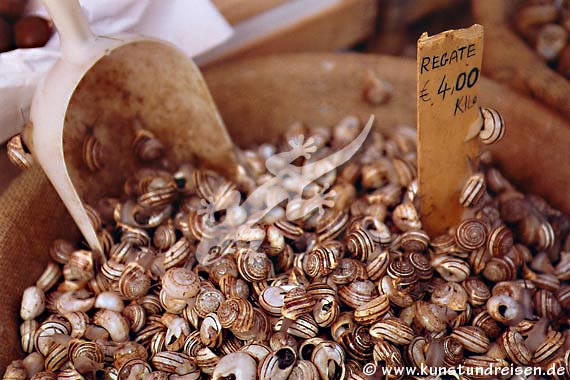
[0,166,79,371]
[1,53,569,374]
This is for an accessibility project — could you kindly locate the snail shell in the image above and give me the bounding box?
[392,202,421,232]
[338,325,374,361]
[151,351,194,374]
[163,238,193,270]
[49,239,75,265]
[472,310,502,340]
[194,286,225,318]
[20,286,46,321]
[499,329,532,365]
[488,224,514,257]
[482,256,517,283]
[118,263,151,300]
[486,294,523,326]
[122,303,146,333]
[534,289,562,320]
[212,352,257,380]
[431,255,471,283]
[366,249,390,281]
[408,252,433,281]
[312,295,340,328]
[303,241,342,278]
[45,343,68,372]
[455,219,488,251]
[311,342,346,380]
[533,330,565,365]
[217,297,254,333]
[370,317,414,345]
[372,340,402,375]
[68,339,104,372]
[459,173,486,208]
[316,209,350,242]
[20,320,38,353]
[200,313,223,348]
[275,314,319,339]
[330,258,366,285]
[346,225,375,262]
[450,326,490,353]
[7,134,34,169]
[399,230,430,253]
[132,128,164,162]
[288,360,320,380]
[431,282,468,311]
[338,280,378,309]
[479,107,505,145]
[258,347,296,380]
[462,278,491,306]
[162,267,200,300]
[353,294,390,325]
[237,248,272,282]
[282,287,316,320]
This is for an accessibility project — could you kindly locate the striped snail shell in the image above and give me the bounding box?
[338,325,374,361]
[366,249,390,281]
[132,128,164,162]
[353,294,390,325]
[441,336,464,367]
[534,289,562,320]
[163,238,192,270]
[455,219,489,251]
[303,241,342,278]
[119,263,151,300]
[469,247,491,275]
[488,224,514,257]
[387,257,418,290]
[68,339,105,372]
[208,256,238,286]
[282,287,316,320]
[370,317,414,345]
[153,220,177,251]
[217,297,255,333]
[460,173,487,208]
[330,258,367,285]
[7,134,34,169]
[338,280,378,309]
[431,281,468,311]
[236,248,272,282]
[82,133,104,172]
[483,256,517,283]
[479,107,505,145]
[499,329,532,365]
[399,230,430,253]
[316,209,350,242]
[533,330,565,365]
[218,274,249,300]
[462,278,491,306]
[472,310,502,339]
[49,239,75,265]
[450,326,490,354]
[194,286,225,319]
[312,295,340,328]
[408,252,433,281]
[289,360,320,380]
[346,225,375,262]
[275,314,319,339]
[161,267,200,300]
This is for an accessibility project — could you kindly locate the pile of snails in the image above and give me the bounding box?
[514,0,570,78]
[4,112,570,380]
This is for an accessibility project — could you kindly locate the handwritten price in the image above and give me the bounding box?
[437,67,479,100]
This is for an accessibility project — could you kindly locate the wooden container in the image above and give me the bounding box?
[1,53,569,370]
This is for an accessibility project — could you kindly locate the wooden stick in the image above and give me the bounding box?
[417,25,484,236]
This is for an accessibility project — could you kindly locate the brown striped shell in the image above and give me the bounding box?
[370,317,414,345]
[217,297,254,333]
[479,107,506,145]
[450,326,490,353]
[455,219,489,251]
[282,287,316,320]
[488,224,514,257]
[459,173,487,208]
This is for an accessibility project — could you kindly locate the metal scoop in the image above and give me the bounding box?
[23,0,238,259]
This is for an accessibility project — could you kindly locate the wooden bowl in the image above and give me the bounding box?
[1,53,569,370]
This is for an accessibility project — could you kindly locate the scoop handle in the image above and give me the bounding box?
[41,0,95,61]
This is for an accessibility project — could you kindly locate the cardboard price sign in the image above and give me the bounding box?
[417,24,484,235]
